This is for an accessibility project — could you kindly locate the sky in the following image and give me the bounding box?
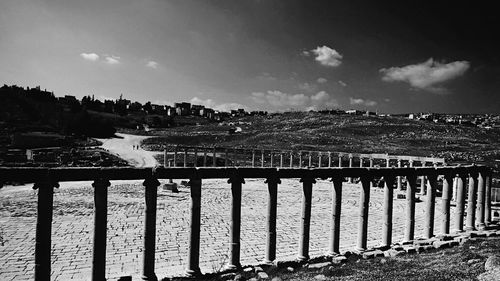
[1,0,499,114]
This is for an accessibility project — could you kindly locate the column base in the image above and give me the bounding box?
[465,226,476,231]
[141,274,158,281]
[225,263,241,271]
[185,268,202,277]
[296,255,309,262]
[477,223,486,231]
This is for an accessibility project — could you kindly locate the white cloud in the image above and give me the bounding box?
[251,90,338,111]
[190,97,246,112]
[380,58,470,93]
[338,80,347,87]
[147,61,159,69]
[310,46,343,67]
[256,72,277,80]
[80,53,99,61]
[350,97,377,107]
[105,55,120,65]
[298,82,317,93]
[317,77,328,83]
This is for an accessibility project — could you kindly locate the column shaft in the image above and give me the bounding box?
[424,175,437,239]
[477,171,486,230]
[228,176,244,269]
[264,177,280,263]
[142,177,160,281]
[404,175,417,242]
[329,177,342,255]
[486,174,492,224]
[454,175,466,232]
[186,178,202,275]
[466,173,478,231]
[441,174,453,234]
[92,179,110,281]
[298,178,315,261]
[357,176,371,251]
[382,176,395,247]
[34,180,57,281]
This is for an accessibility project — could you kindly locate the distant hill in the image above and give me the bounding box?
[141,112,500,166]
[0,85,116,142]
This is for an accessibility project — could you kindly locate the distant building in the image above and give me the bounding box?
[191,104,205,116]
[151,104,166,115]
[346,109,363,115]
[128,101,143,112]
[175,102,191,116]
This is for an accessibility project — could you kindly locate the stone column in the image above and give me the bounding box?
[466,172,478,231]
[227,176,245,270]
[193,148,198,167]
[328,152,332,168]
[280,152,284,168]
[329,176,342,255]
[173,146,178,167]
[404,174,417,242]
[382,175,395,248]
[264,177,280,264]
[290,151,293,168]
[164,149,167,168]
[34,178,58,281]
[441,174,454,234]
[318,153,322,168]
[186,177,202,276]
[348,155,353,183]
[92,178,111,281]
[184,148,188,167]
[338,155,342,167]
[476,171,486,230]
[420,162,426,196]
[308,152,312,167]
[454,174,466,232]
[297,177,315,261]
[299,151,303,168]
[357,176,371,251]
[212,147,217,167]
[424,174,437,239]
[452,176,458,201]
[397,159,402,191]
[486,173,492,224]
[142,177,160,281]
[261,150,265,167]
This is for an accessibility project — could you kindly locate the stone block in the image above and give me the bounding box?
[163,182,179,193]
[331,256,347,264]
[362,250,384,259]
[308,262,332,269]
[257,271,269,280]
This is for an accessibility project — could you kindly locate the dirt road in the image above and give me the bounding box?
[96,133,159,167]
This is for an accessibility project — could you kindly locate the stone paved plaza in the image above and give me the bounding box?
[0,179,458,280]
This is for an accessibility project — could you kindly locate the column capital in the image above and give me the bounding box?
[33,180,59,190]
[300,177,316,184]
[265,176,281,185]
[143,177,161,188]
[228,175,245,184]
[92,178,110,188]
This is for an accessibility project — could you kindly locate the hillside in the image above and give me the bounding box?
[140,112,500,166]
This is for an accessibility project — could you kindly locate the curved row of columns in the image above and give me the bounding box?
[164,147,444,170]
[31,168,492,281]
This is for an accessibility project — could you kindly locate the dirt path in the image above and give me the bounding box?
[96,133,159,167]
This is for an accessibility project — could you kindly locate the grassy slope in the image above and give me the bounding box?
[141,112,500,166]
[191,237,499,281]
